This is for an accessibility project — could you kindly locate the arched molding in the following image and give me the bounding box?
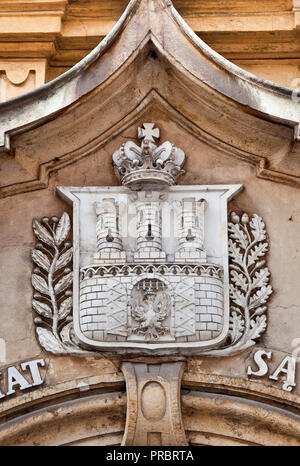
[0,391,126,446]
[0,369,298,445]
[182,391,300,446]
[0,0,298,155]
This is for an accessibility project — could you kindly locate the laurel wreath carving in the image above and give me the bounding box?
[31,210,272,357]
[228,211,272,344]
[31,213,87,355]
[202,211,272,356]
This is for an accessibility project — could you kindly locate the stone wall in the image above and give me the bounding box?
[0,0,299,100]
[0,0,299,446]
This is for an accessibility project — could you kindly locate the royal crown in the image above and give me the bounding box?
[112,123,185,189]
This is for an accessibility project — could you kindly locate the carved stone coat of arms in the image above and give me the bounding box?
[32,123,272,356]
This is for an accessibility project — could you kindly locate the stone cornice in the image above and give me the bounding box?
[0,367,298,445]
[0,0,299,64]
[0,0,299,194]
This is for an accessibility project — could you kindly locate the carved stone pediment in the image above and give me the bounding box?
[1,0,300,201]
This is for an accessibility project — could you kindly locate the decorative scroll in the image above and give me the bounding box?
[31,213,87,355]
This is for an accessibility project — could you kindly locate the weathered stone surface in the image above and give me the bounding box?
[0,0,300,91]
[182,391,300,446]
[0,389,127,446]
[0,59,46,102]
[0,0,299,156]
[0,0,299,447]
[121,361,188,446]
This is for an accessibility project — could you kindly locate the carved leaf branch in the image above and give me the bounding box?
[229,311,245,343]
[31,213,85,355]
[227,211,272,347]
[201,211,273,357]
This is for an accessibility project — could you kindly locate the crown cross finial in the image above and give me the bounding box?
[112,122,185,189]
[138,123,160,143]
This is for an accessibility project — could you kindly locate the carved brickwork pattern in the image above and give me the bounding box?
[195,275,223,341]
[79,264,224,344]
[80,277,128,341]
[174,277,195,338]
[105,279,128,340]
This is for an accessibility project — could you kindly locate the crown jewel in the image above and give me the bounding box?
[112,123,185,189]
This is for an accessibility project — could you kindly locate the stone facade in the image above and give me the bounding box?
[0,0,300,101]
[0,0,299,447]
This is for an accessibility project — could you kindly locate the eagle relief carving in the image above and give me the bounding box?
[131,280,170,340]
[31,123,273,356]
